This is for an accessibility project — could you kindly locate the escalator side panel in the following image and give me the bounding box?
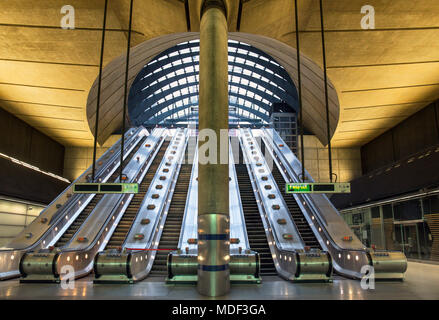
[239,129,304,252]
[24,130,168,281]
[65,132,166,251]
[259,128,407,280]
[123,129,188,251]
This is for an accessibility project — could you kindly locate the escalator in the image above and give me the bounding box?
[258,128,407,280]
[235,146,276,276]
[271,164,320,249]
[55,137,148,248]
[149,146,192,276]
[262,141,321,249]
[105,139,170,250]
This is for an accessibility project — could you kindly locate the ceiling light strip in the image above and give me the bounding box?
[0,152,70,183]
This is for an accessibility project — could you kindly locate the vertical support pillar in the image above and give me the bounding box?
[379,205,385,249]
[197,0,230,297]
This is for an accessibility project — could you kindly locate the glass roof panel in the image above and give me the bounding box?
[129,39,298,126]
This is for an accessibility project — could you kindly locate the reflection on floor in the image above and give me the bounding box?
[0,262,438,300]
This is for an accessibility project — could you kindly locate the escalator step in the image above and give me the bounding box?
[150,149,193,276]
[235,161,276,276]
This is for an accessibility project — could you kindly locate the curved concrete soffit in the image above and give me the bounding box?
[86,32,340,146]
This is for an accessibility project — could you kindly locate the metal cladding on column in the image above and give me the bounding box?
[197,0,230,297]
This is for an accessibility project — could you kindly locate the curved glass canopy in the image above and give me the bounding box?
[128,39,298,127]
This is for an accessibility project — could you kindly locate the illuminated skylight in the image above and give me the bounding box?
[129,40,298,127]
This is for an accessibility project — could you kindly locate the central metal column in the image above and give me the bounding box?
[197,0,230,297]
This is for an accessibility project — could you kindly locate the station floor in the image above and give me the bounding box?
[0,261,438,300]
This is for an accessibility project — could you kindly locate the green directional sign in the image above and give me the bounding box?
[286,183,312,193]
[121,183,139,194]
[73,183,139,194]
[286,183,350,194]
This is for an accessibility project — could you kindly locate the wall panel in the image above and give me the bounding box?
[393,105,438,159]
[361,130,394,173]
[0,107,65,175]
[361,101,439,174]
[0,198,45,247]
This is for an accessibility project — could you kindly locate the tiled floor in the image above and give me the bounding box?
[0,262,438,300]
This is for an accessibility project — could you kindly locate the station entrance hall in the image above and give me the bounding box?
[0,0,439,306]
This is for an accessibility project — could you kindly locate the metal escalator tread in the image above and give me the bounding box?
[267,145,321,249]
[55,136,148,248]
[149,146,193,276]
[235,162,277,276]
[105,140,170,250]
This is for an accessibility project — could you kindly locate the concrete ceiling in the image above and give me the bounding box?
[0,0,438,148]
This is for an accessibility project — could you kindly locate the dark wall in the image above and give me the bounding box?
[361,130,395,171]
[0,157,68,204]
[0,107,65,175]
[332,100,439,209]
[361,101,439,174]
[331,145,439,209]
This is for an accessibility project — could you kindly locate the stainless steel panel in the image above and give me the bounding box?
[177,146,199,255]
[369,251,407,279]
[168,252,260,281]
[177,142,250,254]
